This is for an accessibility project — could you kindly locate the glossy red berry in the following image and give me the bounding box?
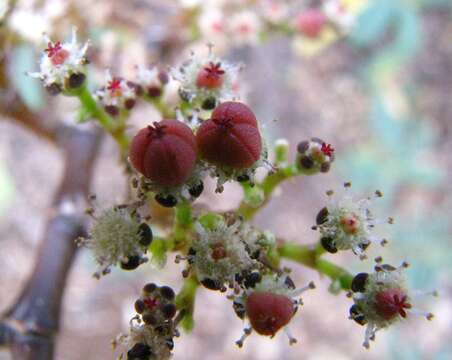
[196,102,262,169]
[295,10,326,38]
[375,288,412,320]
[196,62,225,89]
[246,292,295,336]
[129,120,197,188]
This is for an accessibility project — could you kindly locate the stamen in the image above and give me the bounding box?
[235,327,252,348]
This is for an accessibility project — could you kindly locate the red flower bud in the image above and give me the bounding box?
[196,102,262,169]
[246,292,295,336]
[130,120,197,187]
[375,288,412,320]
[295,10,327,38]
[196,62,225,89]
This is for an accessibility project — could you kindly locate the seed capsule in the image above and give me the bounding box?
[130,120,197,188]
[196,102,262,169]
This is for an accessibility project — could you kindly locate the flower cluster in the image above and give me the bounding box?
[296,138,335,174]
[349,259,436,348]
[313,182,391,259]
[78,199,152,278]
[28,27,89,94]
[181,213,275,292]
[93,70,139,116]
[115,283,178,360]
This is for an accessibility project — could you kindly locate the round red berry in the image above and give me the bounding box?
[196,62,225,89]
[196,102,262,169]
[295,10,326,38]
[375,288,412,320]
[129,120,197,187]
[246,292,295,336]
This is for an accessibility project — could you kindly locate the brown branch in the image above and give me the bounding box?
[0,126,101,359]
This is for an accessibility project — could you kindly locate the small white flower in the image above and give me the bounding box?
[28,27,89,89]
[135,65,168,98]
[259,0,290,24]
[316,183,391,258]
[350,261,436,348]
[173,46,241,106]
[323,0,356,32]
[228,10,262,46]
[94,69,137,114]
[199,8,226,39]
[297,138,334,174]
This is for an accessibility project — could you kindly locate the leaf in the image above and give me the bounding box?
[9,44,45,111]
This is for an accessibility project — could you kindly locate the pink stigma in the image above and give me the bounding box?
[321,143,334,157]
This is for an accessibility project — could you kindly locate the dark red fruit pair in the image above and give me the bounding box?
[129,102,262,188]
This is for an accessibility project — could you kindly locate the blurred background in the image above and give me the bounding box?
[0,0,451,359]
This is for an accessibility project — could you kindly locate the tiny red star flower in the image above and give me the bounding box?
[107,78,122,96]
[375,288,412,320]
[45,41,62,58]
[321,143,334,157]
[196,62,226,89]
[143,297,158,310]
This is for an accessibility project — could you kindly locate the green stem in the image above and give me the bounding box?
[175,276,199,332]
[172,200,193,249]
[278,242,353,290]
[238,164,300,220]
[76,86,130,155]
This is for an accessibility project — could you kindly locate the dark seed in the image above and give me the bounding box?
[165,338,174,350]
[160,286,175,300]
[200,278,221,291]
[320,162,331,173]
[161,303,177,319]
[147,86,162,98]
[158,70,169,84]
[120,256,141,270]
[349,305,367,326]
[201,97,216,110]
[359,242,370,251]
[296,140,309,154]
[299,156,315,169]
[68,73,86,89]
[321,237,337,253]
[105,105,119,117]
[236,174,250,182]
[284,276,296,289]
[138,223,153,247]
[125,98,136,110]
[233,301,246,319]
[142,313,158,326]
[178,88,190,102]
[316,207,329,225]
[134,299,146,314]
[188,182,204,198]
[187,247,196,264]
[45,83,62,96]
[127,343,152,360]
[244,272,262,289]
[310,137,324,145]
[155,194,177,208]
[143,283,157,294]
[351,273,369,293]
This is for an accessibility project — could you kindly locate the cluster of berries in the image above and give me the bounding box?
[129,101,266,207]
[116,283,178,360]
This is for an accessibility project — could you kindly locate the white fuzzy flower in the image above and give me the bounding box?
[28,27,89,90]
[228,10,263,46]
[259,0,290,24]
[323,0,356,32]
[93,69,137,115]
[79,204,150,278]
[315,183,391,259]
[173,46,241,106]
[135,65,168,98]
[350,261,436,348]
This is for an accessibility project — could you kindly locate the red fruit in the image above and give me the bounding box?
[246,292,295,336]
[196,102,262,169]
[129,120,197,188]
[196,62,225,89]
[375,288,412,320]
[295,10,326,38]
